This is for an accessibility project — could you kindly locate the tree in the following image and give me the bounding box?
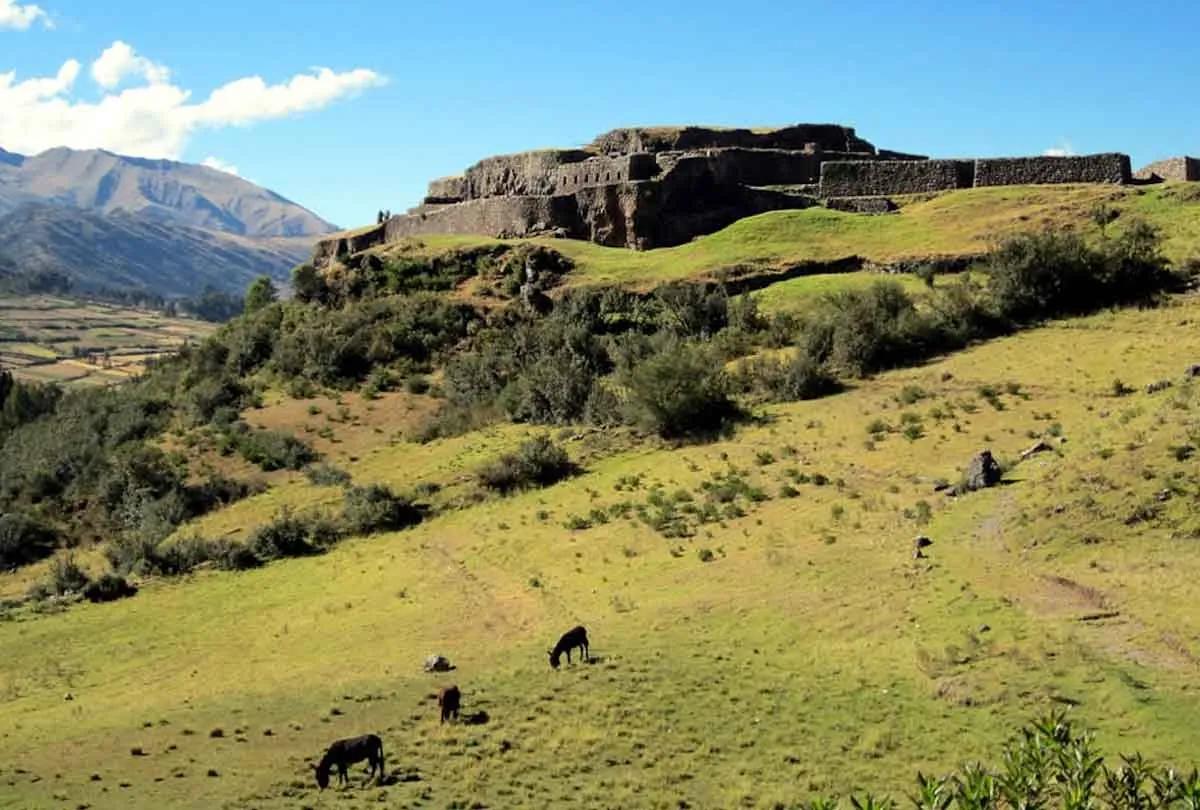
[244,276,279,315]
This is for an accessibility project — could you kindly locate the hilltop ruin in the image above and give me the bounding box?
[315,125,1194,263]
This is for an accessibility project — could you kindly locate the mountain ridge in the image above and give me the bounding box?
[0,145,338,238]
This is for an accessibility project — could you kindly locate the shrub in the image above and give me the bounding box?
[478,436,576,494]
[306,463,352,487]
[340,484,423,535]
[228,424,318,471]
[248,508,341,561]
[0,512,59,571]
[44,553,90,596]
[739,351,842,403]
[83,573,138,603]
[622,340,740,439]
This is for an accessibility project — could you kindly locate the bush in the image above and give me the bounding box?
[83,572,138,603]
[248,508,341,561]
[622,340,740,439]
[228,424,318,471]
[738,351,842,403]
[340,484,423,534]
[306,463,352,487]
[43,553,90,596]
[0,512,59,571]
[478,436,576,494]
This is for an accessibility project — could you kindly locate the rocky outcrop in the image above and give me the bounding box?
[1134,157,1200,183]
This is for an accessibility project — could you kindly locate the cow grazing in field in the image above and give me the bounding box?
[438,685,461,724]
[313,734,385,790]
[549,625,589,669]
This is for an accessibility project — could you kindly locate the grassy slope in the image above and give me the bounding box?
[368,183,1200,290]
[3,296,1200,809]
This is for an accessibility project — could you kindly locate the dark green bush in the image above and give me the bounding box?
[248,508,341,561]
[621,340,741,439]
[738,351,842,403]
[340,484,424,534]
[227,424,317,471]
[0,512,59,571]
[305,463,352,487]
[478,436,576,494]
[83,572,138,603]
[44,553,90,596]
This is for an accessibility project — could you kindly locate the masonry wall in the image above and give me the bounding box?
[383,195,578,242]
[425,175,467,203]
[818,160,974,197]
[588,124,876,155]
[459,149,592,199]
[973,154,1131,187]
[1134,157,1200,182]
[553,153,659,195]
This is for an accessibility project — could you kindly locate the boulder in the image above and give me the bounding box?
[423,655,453,673]
[1187,364,1200,378]
[962,450,1003,492]
[1145,379,1173,394]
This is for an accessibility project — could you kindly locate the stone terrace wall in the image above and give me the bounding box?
[459,149,592,199]
[384,195,579,242]
[973,154,1131,187]
[1135,157,1200,182]
[425,175,467,203]
[819,160,974,197]
[554,153,659,195]
[588,124,875,156]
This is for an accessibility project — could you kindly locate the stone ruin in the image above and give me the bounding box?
[313,125,1195,263]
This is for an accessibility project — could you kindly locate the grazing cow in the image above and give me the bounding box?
[548,625,589,669]
[313,734,385,790]
[438,685,461,724]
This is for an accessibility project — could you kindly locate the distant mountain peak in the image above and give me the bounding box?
[0,145,337,238]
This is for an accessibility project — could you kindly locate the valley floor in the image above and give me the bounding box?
[2,297,1200,809]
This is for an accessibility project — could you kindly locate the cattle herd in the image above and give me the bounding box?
[313,625,591,790]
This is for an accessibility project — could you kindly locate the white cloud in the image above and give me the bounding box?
[0,0,51,31]
[201,156,240,177]
[1043,141,1076,157]
[91,41,169,89]
[0,41,386,160]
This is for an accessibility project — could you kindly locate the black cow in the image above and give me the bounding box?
[549,625,589,669]
[438,685,461,724]
[313,734,385,790]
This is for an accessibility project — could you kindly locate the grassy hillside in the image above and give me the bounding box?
[363,183,1200,290]
[2,291,1200,809]
[0,295,214,387]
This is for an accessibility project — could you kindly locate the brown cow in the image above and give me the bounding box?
[437,685,461,724]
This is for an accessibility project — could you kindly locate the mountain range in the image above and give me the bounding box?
[0,146,339,297]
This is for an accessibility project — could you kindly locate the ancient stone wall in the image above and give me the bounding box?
[424,175,467,204]
[383,195,578,243]
[1134,157,1200,182]
[459,149,592,199]
[588,124,875,156]
[818,160,974,197]
[973,154,1131,187]
[553,153,658,195]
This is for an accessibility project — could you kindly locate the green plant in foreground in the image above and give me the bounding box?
[815,711,1200,810]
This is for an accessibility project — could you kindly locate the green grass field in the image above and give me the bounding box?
[0,296,214,387]
[361,183,1200,292]
[3,291,1200,809]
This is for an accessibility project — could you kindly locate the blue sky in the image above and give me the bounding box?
[1,0,1197,228]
